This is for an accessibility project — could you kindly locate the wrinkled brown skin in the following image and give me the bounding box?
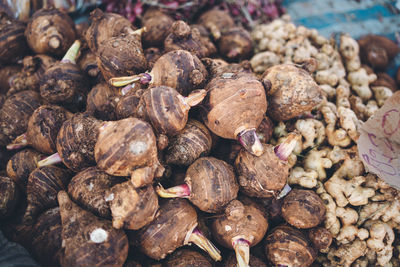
[32,207,62,267]
[86,83,118,121]
[218,27,253,61]
[75,21,89,39]
[97,33,147,81]
[197,9,235,40]
[150,50,208,96]
[0,12,28,64]
[202,66,267,140]
[85,8,136,53]
[142,8,174,47]
[124,261,142,267]
[371,72,398,92]
[6,149,43,192]
[165,249,212,267]
[308,227,332,250]
[25,8,76,56]
[0,176,19,219]
[358,34,400,70]
[235,144,287,198]
[95,118,163,188]
[0,65,21,94]
[58,191,129,267]
[25,166,71,222]
[137,199,198,260]
[115,86,144,119]
[166,120,212,166]
[282,189,326,229]
[0,90,41,146]
[262,64,323,121]
[183,157,238,213]
[223,253,266,267]
[78,50,100,78]
[68,167,124,218]
[26,105,72,154]
[264,197,284,223]
[56,113,100,172]
[108,182,158,230]
[257,116,274,144]
[211,198,268,249]
[265,225,317,267]
[144,47,162,69]
[201,57,229,79]
[164,20,216,59]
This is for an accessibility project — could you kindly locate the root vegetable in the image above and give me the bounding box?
[165,249,212,267]
[86,83,118,121]
[68,167,124,218]
[218,27,253,61]
[137,198,221,261]
[371,72,397,92]
[358,35,400,70]
[141,8,174,47]
[197,9,234,40]
[78,50,100,78]
[165,120,212,166]
[115,85,144,119]
[265,225,317,267]
[211,198,268,267]
[110,50,208,97]
[223,253,267,267]
[144,47,162,69]
[157,157,238,213]
[256,116,274,144]
[261,63,323,121]
[0,176,20,219]
[0,65,21,94]
[308,227,333,251]
[58,191,129,267]
[25,7,76,56]
[0,12,28,64]
[94,117,164,188]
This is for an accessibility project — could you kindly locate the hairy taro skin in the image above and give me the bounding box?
[86,83,118,121]
[0,65,21,94]
[218,27,253,61]
[197,9,235,40]
[142,8,174,47]
[115,86,144,119]
[0,176,19,219]
[308,227,332,250]
[165,249,213,267]
[223,253,267,267]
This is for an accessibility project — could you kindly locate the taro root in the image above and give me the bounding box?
[0,176,20,219]
[31,207,62,267]
[164,20,216,59]
[281,189,326,229]
[110,50,208,97]
[40,40,89,107]
[138,86,206,136]
[223,253,267,267]
[0,65,21,93]
[308,227,332,250]
[38,113,101,172]
[86,83,118,121]
[165,120,212,166]
[234,133,300,198]
[25,7,76,56]
[78,50,100,78]
[115,85,144,119]
[157,157,238,213]
[144,47,162,69]
[68,167,124,218]
[0,90,41,146]
[211,198,268,267]
[197,9,235,40]
[7,105,72,154]
[218,27,253,61]
[58,191,129,267]
[201,63,267,156]
[96,27,147,81]
[95,117,164,188]
[256,116,274,144]
[0,12,28,64]
[371,72,398,92]
[358,34,400,70]
[137,198,221,261]
[107,181,158,230]
[141,8,174,47]
[264,225,317,267]
[164,249,213,267]
[6,149,43,191]
[261,63,324,121]
[25,166,71,222]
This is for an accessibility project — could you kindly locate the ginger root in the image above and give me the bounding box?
[288,166,318,188]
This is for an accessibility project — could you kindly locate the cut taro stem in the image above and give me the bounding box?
[37,152,62,167]
[274,132,300,161]
[187,228,222,261]
[109,72,152,87]
[126,27,147,36]
[7,133,28,150]
[277,184,292,199]
[156,183,191,198]
[233,238,250,267]
[238,128,264,156]
[120,84,133,96]
[178,89,207,112]
[61,40,81,64]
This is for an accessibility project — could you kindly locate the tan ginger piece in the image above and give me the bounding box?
[358,199,400,226]
[337,106,361,142]
[288,167,318,188]
[304,148,333,181]
[364,173,398,202]
[316,182,340,237]
[295,119,325,149]
[339,34,361,72]
[364,220,395,267]
[319,84,336,99]
[347,68,376,101]
[349,95,378,120]
[321,103,351,147]
[336,83,351,108]
[371,85,393,107]
[250,51,280,74]
[335,207,369,245]
[327,239,367,267]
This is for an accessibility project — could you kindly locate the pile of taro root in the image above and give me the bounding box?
[0,5,399,267]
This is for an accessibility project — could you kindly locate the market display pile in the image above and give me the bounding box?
[0,5,399,267]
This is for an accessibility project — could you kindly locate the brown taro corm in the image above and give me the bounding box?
[371,72,398,92]
[265,225,317,267]
[0,65,21,94]
[256,116,274,144]
[141,8,174,47]
[107,181,158,230]
[157,157,238,213]
[68,167,124,219]
[164,249,213,267]
[95,117,164,188]
[211,198,268,267]
[197,9,235,40]
[109,50,208,97]
[144,47,162,69]
[0,176,20,219]
[78,50,100,78]
[223,252,267,267]
[262,62,323,121]
[115,84,145,119]
[281,189,326,229]
[0,12,29,64]
[25,7,76,56]
[58,191,129,267]
[86,83,119,121]
[308,227,333,250]
[0,90,41,146]
[218,27,253,61]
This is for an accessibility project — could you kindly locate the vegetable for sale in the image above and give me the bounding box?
[86,83,118,121]
[0,12,28,64]
[164,249,212,267]
[141,8,174,47]
[0,176,20,219]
